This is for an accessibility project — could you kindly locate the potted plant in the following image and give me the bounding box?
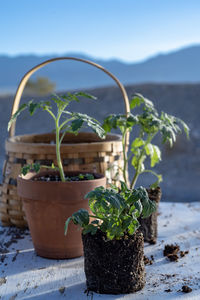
[8,92,107,259]
[102,93,189,243]
[65,184,156,294]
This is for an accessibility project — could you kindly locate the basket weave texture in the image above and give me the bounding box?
[0,56,130,227]
[0,132,124,227]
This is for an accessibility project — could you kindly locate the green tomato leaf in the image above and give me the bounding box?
[176,117,190,139]
[145,143,154,156]
[70,118,84,133]
[128,218,139,235]
[21,165,31,176]
[130,96,142,109]
[150,174,163,189]
[131,138,145,148]
[71,113,105,139]
[134,200,143,215]
[33,163,41,173]
[82,224,98,235]
[75,92,97,100]
[151,145,161,167]
[64,217,72,235]
[8,103,28,131]
[71,209,89,227]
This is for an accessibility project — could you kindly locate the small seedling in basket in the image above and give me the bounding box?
[8,92,105,181]
[103,93,189,189]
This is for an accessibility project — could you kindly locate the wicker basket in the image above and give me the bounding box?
[0,57,130,227]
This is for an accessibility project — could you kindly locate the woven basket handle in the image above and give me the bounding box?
[9,57,130,140]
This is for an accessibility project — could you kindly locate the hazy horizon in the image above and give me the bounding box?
[1,43,200,64]
[1,0,200,62]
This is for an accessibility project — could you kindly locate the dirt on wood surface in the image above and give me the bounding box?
[163,244,189,262]
[182,285,192,293]
[144,255,154,265]
[0,227,29,265]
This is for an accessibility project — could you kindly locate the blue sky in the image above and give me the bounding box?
[1,0,200,62]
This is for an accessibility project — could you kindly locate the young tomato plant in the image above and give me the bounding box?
[65,183,156,240]
[8,92,105,181]
[103,93,189,189]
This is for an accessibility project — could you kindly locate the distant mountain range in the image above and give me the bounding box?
[1,45,200,93]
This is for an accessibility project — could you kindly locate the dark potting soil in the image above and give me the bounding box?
[82,230,145,294]
[163,244,189,262]
[182,285,192,293]
[139,187,162,244]
[144,255,154,265]
[33,173,95,182]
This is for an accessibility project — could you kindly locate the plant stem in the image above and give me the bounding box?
[130,134,155,189]
[55,118,65,182]
[122,131,128,186]
[130,172,139,190]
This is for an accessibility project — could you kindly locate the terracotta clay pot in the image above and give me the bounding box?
[82,230,145,294]
[139,187,162,244]
[17,171,106,259]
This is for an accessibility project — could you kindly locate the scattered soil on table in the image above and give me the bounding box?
[12,250,20,262]
[59,287,65,294]
[144,255,154,265]
[0,277,6,286]
[165,288,172,292]
[163,244,189,262]
[180,250,189,257]
[182,285,192,293]
[0,227,29,264]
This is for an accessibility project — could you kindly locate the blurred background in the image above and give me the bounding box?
[0,0,200,202]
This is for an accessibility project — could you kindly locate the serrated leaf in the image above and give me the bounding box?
[134,186,157,218]
[21,165,31,176]
[145,143,154,156]
[33,163,41,173]
[82,224,98,235]
[177,118,190,139]
[71,118,84,133]
[131,138,145,148]
[130,96,142,109]
[75,92,97,100]
[128,218,139,235]
[71,113,105,139]
[134,200,143,215]
[151,145,161,167]
[131,93,155,111]
[8,103,28,131]
[150,174,163,189]
[131,155,139,169]
[120,181,128,193]
[64,217,72,235]
[71,209,89,227]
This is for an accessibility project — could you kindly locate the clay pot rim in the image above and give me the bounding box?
[18,170,106,185]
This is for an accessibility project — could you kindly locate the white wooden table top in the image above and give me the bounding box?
[0,202,200,300]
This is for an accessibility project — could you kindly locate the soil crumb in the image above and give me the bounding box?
[0,277,6,286]
[164,244,180,256]
[165,288,172,292]
[144,255,153,265]
[182,285,192,293]
[59,287,65,294]
[163,244,189,262]
[180,250,189,257]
